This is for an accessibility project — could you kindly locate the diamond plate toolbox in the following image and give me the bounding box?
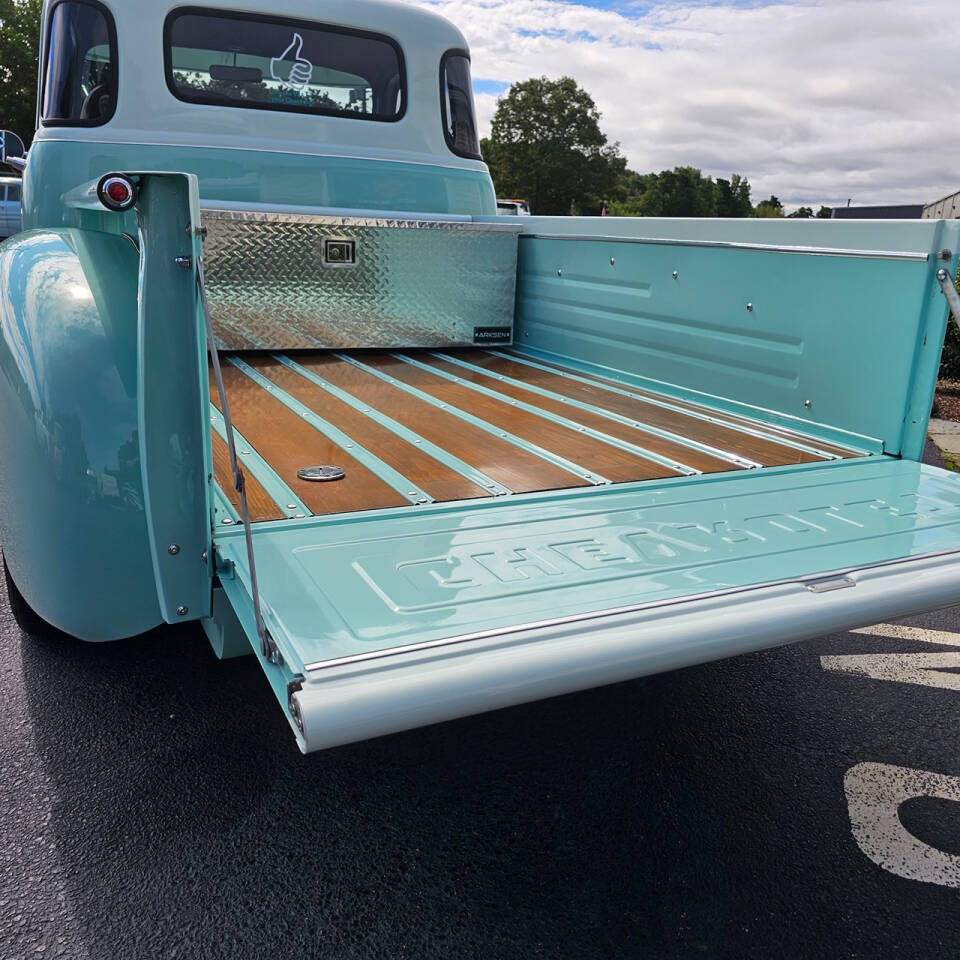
[200,210,523,350]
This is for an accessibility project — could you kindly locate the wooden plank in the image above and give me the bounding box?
[245,356,490,503]
[470,352,830,467]
[294,353,592,494]
[210,430,285,523]
[502,351,860,460]
[363,354,682,483]
[420,356,742,474]
[209,366,407,516]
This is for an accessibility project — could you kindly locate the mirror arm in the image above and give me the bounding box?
[3,156,26,173]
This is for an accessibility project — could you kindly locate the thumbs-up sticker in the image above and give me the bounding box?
[270,33,313,91]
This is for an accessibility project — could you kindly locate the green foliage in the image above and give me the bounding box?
[482,76,626,215]
[940,268,960,380]
[608,167,752,218]
[788,206,814,218]
[753,195,784,218]
[816,205,833,218]
[0,0,42,147]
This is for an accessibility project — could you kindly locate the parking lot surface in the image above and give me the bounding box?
[2,444,959,959]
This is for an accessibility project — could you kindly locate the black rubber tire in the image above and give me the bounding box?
[2,551,47,635]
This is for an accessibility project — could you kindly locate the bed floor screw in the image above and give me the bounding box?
[167,544,180,555]
[176,605,188,617]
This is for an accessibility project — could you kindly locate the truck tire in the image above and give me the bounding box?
[2,551,47,636]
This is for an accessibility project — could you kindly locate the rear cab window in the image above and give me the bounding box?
[164,8,406,121]
[440,50,481,159]
[41,0,118,126]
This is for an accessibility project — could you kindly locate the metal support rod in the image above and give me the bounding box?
[937,268,960,323]
[197,257,281,666]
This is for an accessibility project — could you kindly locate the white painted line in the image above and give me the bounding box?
[844,762,960,889]
[850,623,960,648]
[821,652,960,691]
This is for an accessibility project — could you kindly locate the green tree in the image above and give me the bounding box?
[483,76,626,215]
[753,195,784,218]
[0,0,42,147]
[816,205,833,218]
[609,168,751,218]
[788,206,814,218]
[715,174,753,218]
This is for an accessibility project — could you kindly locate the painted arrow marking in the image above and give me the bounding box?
[844,763,960,889]
[821,623,960,692]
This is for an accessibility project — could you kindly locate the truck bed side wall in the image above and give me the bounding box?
[510,216,960,459]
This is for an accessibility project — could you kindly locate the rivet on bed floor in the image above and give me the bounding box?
[298,466,346,482]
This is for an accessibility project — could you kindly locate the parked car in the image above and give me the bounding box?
[2,0,960,754]
[496,198,531,215]
[0,176,21,238]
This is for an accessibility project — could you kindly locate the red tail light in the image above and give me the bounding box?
[97,174,138,212]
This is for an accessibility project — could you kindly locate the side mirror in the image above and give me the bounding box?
[0,131,26,172]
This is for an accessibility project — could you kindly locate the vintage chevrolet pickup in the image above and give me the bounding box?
[3,0,960,753]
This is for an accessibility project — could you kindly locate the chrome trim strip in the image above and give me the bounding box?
[433,351,761,469]
[334,353,611,485]
[519,233,930,262]
[394,353,699,477]
[304,547,960,672]
[496,350,850,462]
[227,357,433,505]
[273,354,512,497]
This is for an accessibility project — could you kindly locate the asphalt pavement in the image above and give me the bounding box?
[2,442,959,959]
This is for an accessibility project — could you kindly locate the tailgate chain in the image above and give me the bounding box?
[197,256,282,666]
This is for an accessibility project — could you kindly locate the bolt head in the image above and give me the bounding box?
[746,302,754,312]
[672,270,679,280]
[938,268,949,282]
[804,400,812,409]
[167,544,180,556]
[176,605,188,617]
[610,257,616,266]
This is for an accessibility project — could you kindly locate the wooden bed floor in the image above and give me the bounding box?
[209,350,864,522]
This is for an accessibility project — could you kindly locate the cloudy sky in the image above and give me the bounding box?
[411,0,960,211]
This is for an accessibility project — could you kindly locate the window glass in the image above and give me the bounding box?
[7,183,21,203]
[165,11,405,121]
[42,1,117,125]
[441,53,480,159]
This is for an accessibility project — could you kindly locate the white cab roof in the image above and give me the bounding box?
[35,0,483,173]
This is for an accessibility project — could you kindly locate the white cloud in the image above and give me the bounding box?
[412,0,960,210]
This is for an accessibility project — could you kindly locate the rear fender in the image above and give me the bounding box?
[0,227,160,639]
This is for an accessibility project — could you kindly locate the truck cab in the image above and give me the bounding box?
[3,0,960,754]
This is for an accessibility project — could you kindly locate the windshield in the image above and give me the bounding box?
[41,0,117,125]
[165,10,405,121]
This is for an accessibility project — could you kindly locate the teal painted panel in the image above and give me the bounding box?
[23,140,496,231]
[514,228,960,458]
[216,458,960,672]
[137,175,212,623]
[0,228,161,640]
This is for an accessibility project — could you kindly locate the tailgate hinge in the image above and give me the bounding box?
[198,256,282,667]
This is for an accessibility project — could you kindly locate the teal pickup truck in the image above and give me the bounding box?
[3,0,960,753]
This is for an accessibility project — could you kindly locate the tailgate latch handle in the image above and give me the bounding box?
[805,575,856,594]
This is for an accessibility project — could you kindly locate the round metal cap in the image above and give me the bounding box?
[297,465,346,482]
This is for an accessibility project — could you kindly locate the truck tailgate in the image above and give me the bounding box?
[216,457,960,751]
